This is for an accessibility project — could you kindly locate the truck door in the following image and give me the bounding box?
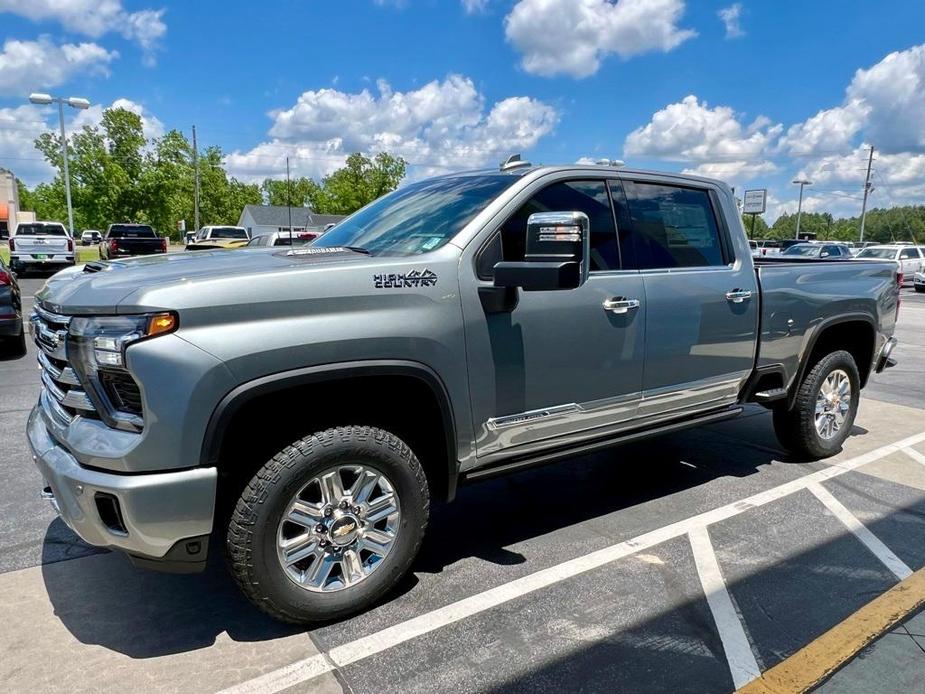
[461,177,646,459]
[620,178,759,420]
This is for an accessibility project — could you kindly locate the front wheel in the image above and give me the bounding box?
[773,350,860,459]
[226,426,430,624]
[916,285,924,293]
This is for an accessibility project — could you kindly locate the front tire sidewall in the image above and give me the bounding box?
[229,427,428,624]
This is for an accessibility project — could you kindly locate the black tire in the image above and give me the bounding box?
[226,425,430,624]
[916,285,924,293]
[773,350,860,459]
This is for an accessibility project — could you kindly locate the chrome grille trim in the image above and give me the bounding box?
[37,351,81,386]
[33,307,98,424]
[40,388,73,427]
[33,304,72,326]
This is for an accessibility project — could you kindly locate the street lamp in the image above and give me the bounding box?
[792,179,812,240]
[28,92,91,236]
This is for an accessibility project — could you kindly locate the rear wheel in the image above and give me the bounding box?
[226,425,429,624]
[773,350,860,459]
[916,285,924,293]
[0,327,26,359]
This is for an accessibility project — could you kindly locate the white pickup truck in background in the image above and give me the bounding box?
[8,221,75,276]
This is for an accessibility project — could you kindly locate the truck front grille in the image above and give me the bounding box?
[31,305,98,425]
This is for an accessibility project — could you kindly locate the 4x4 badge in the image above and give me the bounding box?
[374,269,437,289]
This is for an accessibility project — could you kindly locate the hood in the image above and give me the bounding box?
[35,247,377,314]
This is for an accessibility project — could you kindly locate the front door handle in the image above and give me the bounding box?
[602,297,641,314]
[725,289,753,303]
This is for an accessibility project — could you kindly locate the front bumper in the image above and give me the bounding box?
[27,406,217,565]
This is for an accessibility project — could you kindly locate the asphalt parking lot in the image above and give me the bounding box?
[2,277,925,693]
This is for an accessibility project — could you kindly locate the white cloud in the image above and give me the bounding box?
[846,44,925,153]
[504,0,696,78]
[682,160,778,180]
[227,75,559,181]
[0,105,55,186]
[461,0,489,13]
[0,36,117,95]
[0,0,166,64]
[70,98,165,141]
[718,3,744,39]
[624,95,780,163]
[778,100,869,157]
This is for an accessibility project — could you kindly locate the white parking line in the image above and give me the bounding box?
[689,526,761,689]
[219,430,925,694]
[901,446,925,467]
[807,482,913,580]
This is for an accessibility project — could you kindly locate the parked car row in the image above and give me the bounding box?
[0,253,24,357]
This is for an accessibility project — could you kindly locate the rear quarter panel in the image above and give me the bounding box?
[756,259,898,388]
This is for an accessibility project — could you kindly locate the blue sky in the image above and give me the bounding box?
[2,0,925,222]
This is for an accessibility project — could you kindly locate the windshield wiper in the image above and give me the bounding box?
[343,246,371,255]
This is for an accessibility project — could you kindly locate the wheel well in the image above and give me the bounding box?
[804,320,876,388]
[213,374,454,516]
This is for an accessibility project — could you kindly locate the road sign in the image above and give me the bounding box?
[743,189,767,215]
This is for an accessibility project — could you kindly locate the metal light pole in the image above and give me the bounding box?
[792,179,812,240]
[28,93,91,236]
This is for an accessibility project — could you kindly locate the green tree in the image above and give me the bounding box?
[741,213,769,238]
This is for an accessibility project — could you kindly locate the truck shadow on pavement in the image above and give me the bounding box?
[39,533,305,658]
[37,408,867,661]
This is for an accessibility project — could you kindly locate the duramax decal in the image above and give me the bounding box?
[374,269,438,289]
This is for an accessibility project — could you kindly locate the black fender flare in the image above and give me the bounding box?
[200,359,459,500]
[788,312,877,408]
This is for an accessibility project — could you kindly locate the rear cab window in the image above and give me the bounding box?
[108,224,156,238]
[621,181,729,270]
[15,223,68,236]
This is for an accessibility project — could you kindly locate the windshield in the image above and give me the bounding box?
[857,248,898,259]
[313,174,518,256]
[782,244,821,257]
[15,223,67,236]
[211,227,248,239]
[109,224,156,238]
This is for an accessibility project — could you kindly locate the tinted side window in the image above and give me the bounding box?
[498,180,619,272]
[625,183,725,269]
[901,248,918,259]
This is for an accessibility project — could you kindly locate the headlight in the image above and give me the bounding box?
[68,313,177,431]
[69,313,177,368]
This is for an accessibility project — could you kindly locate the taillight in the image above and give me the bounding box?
[8,238,14,251]
[67,238,74,252]
[0,270,10,285]
[109,239,119,253]
[897,270,903,319]
[160,237,168,252]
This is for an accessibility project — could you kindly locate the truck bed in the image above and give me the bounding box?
[754,258,899,390]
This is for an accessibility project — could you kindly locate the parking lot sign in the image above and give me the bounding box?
[743,189,767,215]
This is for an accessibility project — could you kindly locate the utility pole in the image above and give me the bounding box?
[286,156,293,243]
[859,145,875,243]
[192,125,200,232]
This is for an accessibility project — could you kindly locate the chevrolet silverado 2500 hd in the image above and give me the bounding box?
[27,161,901,623]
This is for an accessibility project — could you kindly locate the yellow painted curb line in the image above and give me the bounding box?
[737,566,925,694]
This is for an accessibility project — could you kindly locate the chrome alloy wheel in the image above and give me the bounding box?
[815,369,852,440]
[276,464,401,592]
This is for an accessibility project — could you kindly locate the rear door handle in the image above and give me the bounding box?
[725,289,753,303]
[602,297,641,314]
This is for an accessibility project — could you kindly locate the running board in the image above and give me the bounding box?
[462,407,743,484]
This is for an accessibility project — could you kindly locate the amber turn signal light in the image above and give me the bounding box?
[147,313,177,337]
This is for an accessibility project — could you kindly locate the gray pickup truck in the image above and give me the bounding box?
[27,161,901,624]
